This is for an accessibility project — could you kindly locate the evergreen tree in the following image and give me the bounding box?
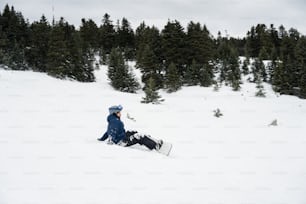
[79,18,99,51]
[0,5,29,70]
[255,73,266,97]
[272,60,284,92]
[242,58,249,75]
[46,18,69,78]
[300,67,306,98]
[216,38,230,83]
[295,36,306,98]
[26,15,51,72]
[117,17,135,60]
[228,48,241,91]
[99,13,116,55]
[217,38,241,90]
[98,47,108,65]
[135,23,162,86]
[267,46,278,83]
[184,59,200,86]
[185,21,213,65]
[161,20,186,75]
[141,77,164,104]
[108,48,139,93]
[70,32,95,82]
[199,63,214,87]
[259,46,269,60]
[165,62,181,92]
[137,44,163,89]
[46,18,95,82]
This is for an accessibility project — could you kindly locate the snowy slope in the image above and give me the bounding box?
[1,66,306,204]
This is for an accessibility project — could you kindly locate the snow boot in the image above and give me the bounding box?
[155,140,163,150]
[138,135,158,150]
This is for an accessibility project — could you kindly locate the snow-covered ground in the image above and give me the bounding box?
[1,65,306,204]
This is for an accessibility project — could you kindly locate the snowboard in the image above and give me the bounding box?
[157,141,173,156]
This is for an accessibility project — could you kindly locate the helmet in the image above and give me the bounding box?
[109,105,123,114]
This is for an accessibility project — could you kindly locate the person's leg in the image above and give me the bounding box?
[125,131,162,150]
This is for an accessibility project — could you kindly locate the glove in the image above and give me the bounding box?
[107,138,114,145]
[126,130,138,137]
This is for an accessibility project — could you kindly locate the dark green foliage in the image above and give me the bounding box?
[199,63,214,87]
[135,22,162,68]
[99,13,116,55]
[46,18,69,78]
[117,18,135,60]
[135,23,163,89]
[184,59,201,86]
[141,77,164,104]
[228,48,241,91]
[296,36,306,98]
[185,22,213,65]
[251,58,267,83]
[2,4,306,99]
[165,62,181,92]
[79,18,99,51]
[137,44,163,89]
[0,4,29,70]
[300,68,306,98]
[108,48,139,93]
[46,18,95,82]
[161,20,186,74]
[255,73,266,97]
[26,15,50,72]
[242,58,249,75]
[216,37,241,90]
[245,24,274,59]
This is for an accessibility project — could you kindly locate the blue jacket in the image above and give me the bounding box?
[105,114,126,144]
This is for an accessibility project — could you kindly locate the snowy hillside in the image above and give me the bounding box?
[1,65,306,204]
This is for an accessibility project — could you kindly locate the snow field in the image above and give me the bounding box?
[1,67,306,204]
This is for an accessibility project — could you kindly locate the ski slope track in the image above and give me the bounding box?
[1,64,306,204]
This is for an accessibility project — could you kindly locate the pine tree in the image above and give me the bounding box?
[79,18,99,51]
[165,62,181,92]
[46,18,69,78]
[228,48,241,91]
[0,5,29,70]
[300,67,306,98]
[117,18,135,60]
[161,20,186,74]
[272,60,284,92]
[141,77,164,104]
[184,59,200,85]
[295,36,306,98]
[72,32,95,82]
[135,24,162,68]
[199,64,213,87]
[46,18,95,82]
[185,21,213,65]
[251,58,266,82]
[267,46,278,83]
[99,13,116,55]
[255,73,266,97]
[242,58,249,75]
[26,15,51,72]
[98,47,108,65]
[137,44,163,89]
[259,46,269,60]
[108,48,139,93]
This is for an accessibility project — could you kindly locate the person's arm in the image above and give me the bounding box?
[99,132,109,141]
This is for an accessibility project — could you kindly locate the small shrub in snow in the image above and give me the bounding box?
[268,119,278,126]
[213,108,223,118]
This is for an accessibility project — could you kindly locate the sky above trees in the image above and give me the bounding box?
[4,0,306,37]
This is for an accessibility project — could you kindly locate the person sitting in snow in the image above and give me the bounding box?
[98,105,163,151]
